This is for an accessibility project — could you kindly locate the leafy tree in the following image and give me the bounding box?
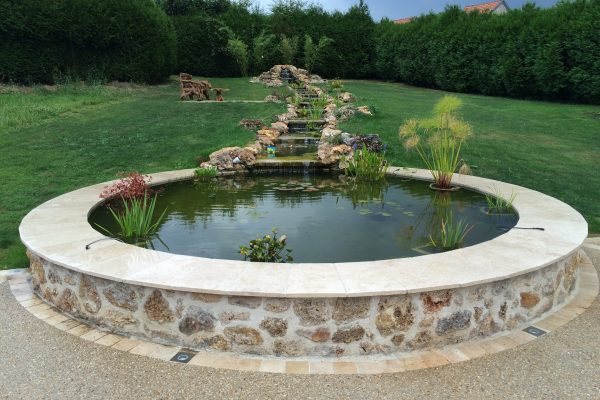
[227,37,249,76]
[303,35,333,72]
[279,34,298,65]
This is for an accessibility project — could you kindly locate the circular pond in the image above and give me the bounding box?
[89,175,518,263]
[20,168,588,359]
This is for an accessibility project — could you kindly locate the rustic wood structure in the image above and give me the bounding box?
[179,73,212,101]
[212,88,229,102]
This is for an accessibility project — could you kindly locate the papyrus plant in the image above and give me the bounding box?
[399,96,472,189]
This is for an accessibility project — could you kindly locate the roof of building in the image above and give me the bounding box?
[393,17,414,24]
[464,0,507,13]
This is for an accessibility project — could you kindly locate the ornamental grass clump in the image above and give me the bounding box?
[485,186,517,213]
[344,144,388,181]
[239,229,293,263]
[399,96,472,189]
[194,165,217,180]
[98,194,167,241]
[310,93,329,110]
[428,212,473,251]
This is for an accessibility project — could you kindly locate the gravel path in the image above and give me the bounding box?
[1,242,599,400]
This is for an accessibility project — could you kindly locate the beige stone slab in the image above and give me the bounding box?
[11,287,32,297]
[421,351,450,368]
[382,358,407,373]
[535,318,564,332]
[286,361,310,374]
[14,293,34,302]
[309,361,335,374]
[508,330,536,345]
[21,298,42,308]
[55,319,82,331]
[112,338,144,352]
[355,361,387,374]
[27,303,51,313]
[95,334,125,347]
[44,313,70,326]
[66,324,93,337]
[401,355,429,371]
[258,359,287,374]
[32,308,59,320]
[456,342,488,359]
[188,352,223,367]
[129,342,179,361]
[80,329,108,342]
[492,335,519,350]
[232,358,263,372]
[433,347,470,363]
[478,338,508,354]
[332,361,358,374]
[209,356,249,371]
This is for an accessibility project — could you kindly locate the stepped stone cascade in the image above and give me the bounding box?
[203,66,378,172]
[257,65,326,87]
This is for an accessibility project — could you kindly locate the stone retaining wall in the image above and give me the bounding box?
[27,250,581,357]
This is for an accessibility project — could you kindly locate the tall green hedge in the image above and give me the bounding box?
[1,0,599,104]
[171,14,238,77]
[0,0,176,84]
[375,1,600,103]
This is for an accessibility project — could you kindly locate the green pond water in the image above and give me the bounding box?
[89,175,518,263]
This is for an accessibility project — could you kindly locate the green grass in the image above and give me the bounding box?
[0,77,281,269]
[1,77,599,269]
[338,80,600,234]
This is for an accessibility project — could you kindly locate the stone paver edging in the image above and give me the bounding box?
[4,249,597,374]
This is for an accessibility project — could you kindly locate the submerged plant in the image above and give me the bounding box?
[344,144,388,181]
[428,212,473,251]
[399,96,472,189]
[194,165,218,180]
[97,194,167,240]
[485,186,516,213]
[239,228,293,263]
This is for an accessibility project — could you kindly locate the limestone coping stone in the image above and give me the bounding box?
[19,167,588,298]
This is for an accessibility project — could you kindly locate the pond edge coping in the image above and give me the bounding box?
[19,167,588,298]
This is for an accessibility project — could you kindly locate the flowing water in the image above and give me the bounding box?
[89,175,518,263]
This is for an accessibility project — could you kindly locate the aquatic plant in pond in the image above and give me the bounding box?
[194,166,217,180]
[428,212,473,251]
[89,176,517,263]
[485,186,517,214]
[310,93,329,110]
[100,172,152,202]
[97,195,166,241]
[239,228,293,263]
[399,96,472,189]
[344,144,388,181]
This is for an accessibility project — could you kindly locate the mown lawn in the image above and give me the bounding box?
[0,77,282,268]
[338,80,600,235]
[1,77,598,269]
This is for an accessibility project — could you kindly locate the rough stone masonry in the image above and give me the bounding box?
[27,250,581,357]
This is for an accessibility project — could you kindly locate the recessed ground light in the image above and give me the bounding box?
[170,350,197,364]
[523,326,547,337]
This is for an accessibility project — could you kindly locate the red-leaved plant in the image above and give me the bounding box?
[100,172,153,203]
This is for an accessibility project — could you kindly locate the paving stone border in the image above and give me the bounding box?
[4,249,597,374]
[19,168,588,357]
